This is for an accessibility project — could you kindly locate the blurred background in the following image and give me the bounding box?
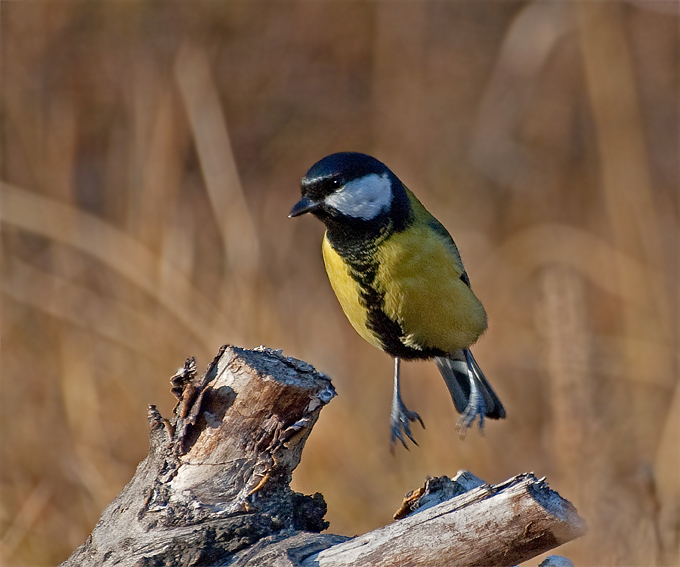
[1,1,678,565]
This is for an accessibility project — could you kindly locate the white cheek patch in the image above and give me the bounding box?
[324,173,393,220]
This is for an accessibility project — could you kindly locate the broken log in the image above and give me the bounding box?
[307,472,586,567]
[60,345,585,567]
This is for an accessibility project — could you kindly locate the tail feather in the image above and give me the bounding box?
[435,350,505,425]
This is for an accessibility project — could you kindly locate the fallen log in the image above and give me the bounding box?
[307,472,586,567]
[60,345,585,566]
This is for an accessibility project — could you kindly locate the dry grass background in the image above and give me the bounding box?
[0,1,678,565]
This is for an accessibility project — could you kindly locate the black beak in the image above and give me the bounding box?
[288,196,319,218]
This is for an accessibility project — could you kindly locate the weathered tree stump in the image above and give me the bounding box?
[61,345,585,566]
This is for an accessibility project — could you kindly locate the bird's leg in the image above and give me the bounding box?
[390,357,425,451]
[456,350,488,434]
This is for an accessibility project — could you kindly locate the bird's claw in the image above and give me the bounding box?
[455,352,489,438]
[390,405,425,452]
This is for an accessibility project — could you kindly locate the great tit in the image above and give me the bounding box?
[289,152,505,449]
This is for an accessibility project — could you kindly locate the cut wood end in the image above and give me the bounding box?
[159,345,336,501]
[526,475,588,542]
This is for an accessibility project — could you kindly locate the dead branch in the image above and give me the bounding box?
[60,346,585,567]
[306,472,586,567]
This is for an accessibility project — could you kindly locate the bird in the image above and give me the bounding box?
[289,152,505,449]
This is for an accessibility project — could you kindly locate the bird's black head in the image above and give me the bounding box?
[289,152,410,234]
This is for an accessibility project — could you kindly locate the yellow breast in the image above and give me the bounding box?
[375,224,487,352]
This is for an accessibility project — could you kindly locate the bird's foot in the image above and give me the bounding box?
[390,399,425,452]
[455,351,489,438]
[455,394,487,438]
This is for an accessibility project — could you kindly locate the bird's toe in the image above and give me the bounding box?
[456,397,487,437]
[390,404,425,451]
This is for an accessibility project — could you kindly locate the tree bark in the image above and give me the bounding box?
[306,472,586,567]
[61,345,585,567]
